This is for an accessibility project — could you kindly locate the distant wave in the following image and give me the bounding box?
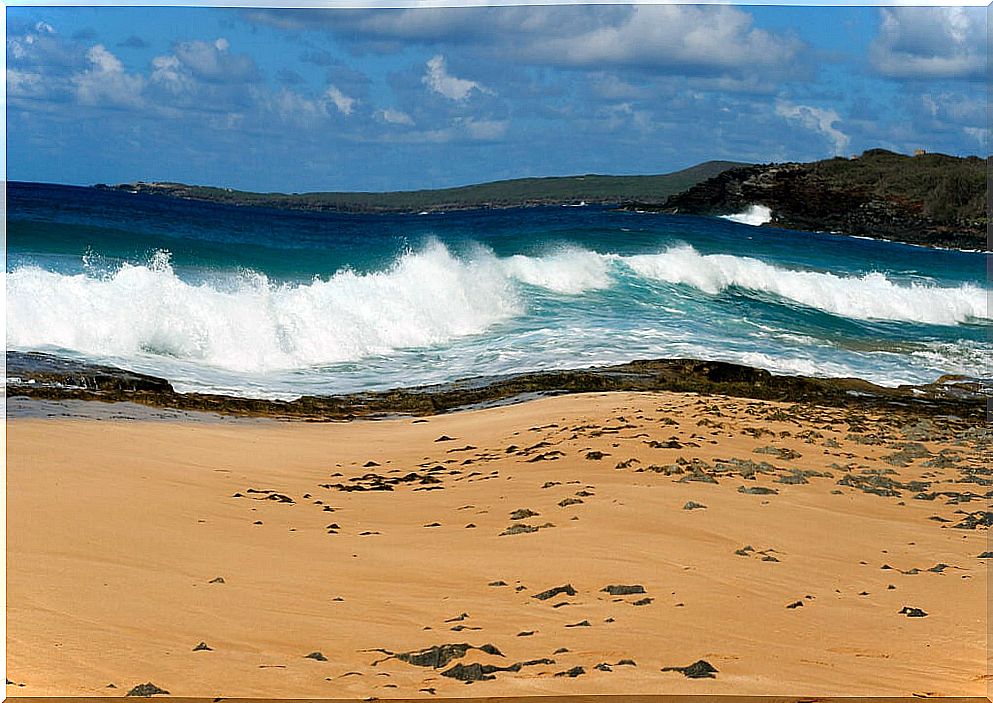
[6,241,989,375]
[623,245,989,326]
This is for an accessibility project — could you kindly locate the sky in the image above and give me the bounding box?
[5,3,988,192]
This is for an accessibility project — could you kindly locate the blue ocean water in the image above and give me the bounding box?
[6,181,991,399]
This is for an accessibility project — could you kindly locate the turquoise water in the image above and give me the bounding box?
[7,182,990,399]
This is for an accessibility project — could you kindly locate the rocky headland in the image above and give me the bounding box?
[626,149,987,250]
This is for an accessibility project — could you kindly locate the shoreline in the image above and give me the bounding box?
[6,351,989,423]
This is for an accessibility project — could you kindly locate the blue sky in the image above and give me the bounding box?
[6,4,988,191]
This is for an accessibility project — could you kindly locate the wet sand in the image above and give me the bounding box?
[6,392,990,697]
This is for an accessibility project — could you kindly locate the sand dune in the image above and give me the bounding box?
[6,392,990,697]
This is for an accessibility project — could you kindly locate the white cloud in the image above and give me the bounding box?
[532,6,799,78]
[325,85,356,115]
[377,107,414,125]
[7,69,45,98]
[251,6,803,88]
[963,127,987,148]
[775,101,850,156]
[870,7,984,80]
[73,44,144,108]
[460,117,507,140]
[169,38,257,84]
[423,55,488,101]
[267,88,328,125]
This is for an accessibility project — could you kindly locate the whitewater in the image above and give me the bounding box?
[7,183,991,398]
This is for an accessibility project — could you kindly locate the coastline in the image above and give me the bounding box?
[7,389,990,696]
[6,351,989,423]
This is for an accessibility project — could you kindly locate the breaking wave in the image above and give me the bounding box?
[6,241,989,375]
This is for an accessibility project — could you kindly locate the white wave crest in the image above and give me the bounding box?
[721,204,772,226]
[500,247,615,294]
[6,243,524,373]
[623,245,989,325]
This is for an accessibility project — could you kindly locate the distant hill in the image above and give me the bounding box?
[96,160,747,213]
[639,149,987,250]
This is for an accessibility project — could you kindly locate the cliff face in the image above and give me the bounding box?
[649,150,987,250]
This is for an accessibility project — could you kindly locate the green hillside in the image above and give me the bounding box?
[100,160,746,213]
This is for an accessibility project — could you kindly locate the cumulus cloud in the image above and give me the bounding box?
[325,85,356,115]
[73,44,144,108]
[775,101,850,156]
[246,6,803,88]
[528,5,801,79]
[423,55,488,101]
[377,107,414,125]
[870,7,985,80]
[167,38,258,84]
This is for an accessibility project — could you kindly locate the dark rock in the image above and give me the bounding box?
[554,666,586,678]
[500,523,539,536]
[738,485,778,495]
[565,620,591,628]
[601,584,646,596]
[786,600,803,609]
[661,659,718,679]
[377,643,504,669]
[126,683,170,696]
[585,451,608,460]
[632,597,653,606]
[683,501,707,510]
[558,497,583,507]
[193,641,212,651]
[533,584,577,600]
[510,508,539,520]
[305,651,328,661]
[208,577,225,584]
[899,606,928,618]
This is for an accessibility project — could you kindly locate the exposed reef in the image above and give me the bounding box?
[6,351,988,423]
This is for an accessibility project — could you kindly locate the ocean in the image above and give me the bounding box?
[6,181,990,399]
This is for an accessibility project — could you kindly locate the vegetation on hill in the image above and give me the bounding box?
[647,149,987,249]
[97,160,746,213]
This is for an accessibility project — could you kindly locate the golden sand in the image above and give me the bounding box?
[6,392,989,697]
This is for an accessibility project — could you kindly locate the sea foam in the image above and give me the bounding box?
[720,204,772,226]
[622,245,989,326]
[6,242,989,376]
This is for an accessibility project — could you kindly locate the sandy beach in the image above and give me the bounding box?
[6,391,990,698]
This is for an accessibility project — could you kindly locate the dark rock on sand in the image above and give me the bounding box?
[510,508,540,520]
[374,643,504,669]
[602,584,646,596]
[738,485,778,495]
[305,651,328,661]
[126,683,171,696]
[534,584,578,600]
[661,659,719,679]
[500,523,539,536]
[193,641,212,651]
[565,620,591,628]
[555,666,586,678]
[683,501,707,510]
[899,606,928,617]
